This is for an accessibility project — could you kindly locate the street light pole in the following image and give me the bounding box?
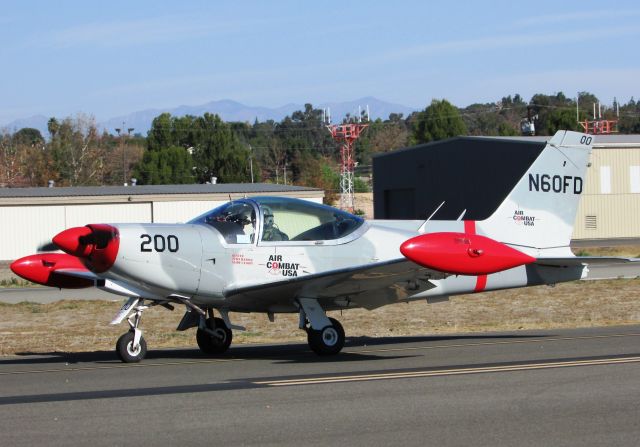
[115,123,134,185]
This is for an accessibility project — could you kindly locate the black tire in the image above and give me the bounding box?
[307,317,345,356]
[196,317,233,355]
[116,331,147,363]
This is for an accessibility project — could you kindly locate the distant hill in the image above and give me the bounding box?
[101,97,415,135]
[2,97,415,138]
[1,115,50,138]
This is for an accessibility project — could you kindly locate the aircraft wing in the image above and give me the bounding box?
[223,259,445,311]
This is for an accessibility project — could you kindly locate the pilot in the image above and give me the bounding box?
[262,206,288,241]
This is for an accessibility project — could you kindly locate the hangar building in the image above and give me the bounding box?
[0,183,323,261]
[373,134,640,241]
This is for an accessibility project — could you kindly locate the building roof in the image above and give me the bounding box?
[0,183,320,199]
[0,183,324,206]
[373,135,544,159]
[373,134,640,160]
[467,134,640,146]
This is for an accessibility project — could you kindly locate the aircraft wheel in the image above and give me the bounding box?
[116,331,147,363]
[196,317,233,355]
[307,317,345,356]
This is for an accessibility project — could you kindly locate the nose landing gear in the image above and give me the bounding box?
[114,299,149,363]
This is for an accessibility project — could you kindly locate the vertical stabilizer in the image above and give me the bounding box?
[477,130,593,251]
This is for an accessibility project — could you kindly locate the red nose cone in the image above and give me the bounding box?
[10,254,93,288]
[53,226,94,257]
[85,224,120,273]
[52,224,120,273]
[400,232,536,275]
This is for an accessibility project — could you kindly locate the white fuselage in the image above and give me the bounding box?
[101,219,584,312]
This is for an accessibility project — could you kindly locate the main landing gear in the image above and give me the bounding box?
[299,298,346,356]
[111,296,345,363]
[195,311,233,355]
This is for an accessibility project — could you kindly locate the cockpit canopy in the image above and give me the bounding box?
[189,196,365,245]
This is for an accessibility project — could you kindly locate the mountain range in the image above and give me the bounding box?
[2,97,416,138]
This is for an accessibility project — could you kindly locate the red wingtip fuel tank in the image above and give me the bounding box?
[10,254,94,288]
[400,232,536,275]
[52,224,120,273]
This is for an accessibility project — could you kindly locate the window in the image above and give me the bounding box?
[600,166,611,194]
[254,197,364,242]
[630,166,640,193]
[189,201,256,244]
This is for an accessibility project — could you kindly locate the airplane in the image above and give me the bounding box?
[10,130,638,362]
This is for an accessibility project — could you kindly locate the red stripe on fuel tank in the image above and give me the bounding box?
[464,220,475,235]
[474,274,488,292]
[464,220,487,292]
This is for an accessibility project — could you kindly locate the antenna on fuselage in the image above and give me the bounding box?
[426,201,445,222]
[418,201,446,233]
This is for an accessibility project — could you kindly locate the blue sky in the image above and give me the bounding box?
[1,0,639,124]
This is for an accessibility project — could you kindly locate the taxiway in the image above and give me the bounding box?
[1,325,639,446]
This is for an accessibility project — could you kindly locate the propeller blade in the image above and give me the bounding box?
[37,242,59,252]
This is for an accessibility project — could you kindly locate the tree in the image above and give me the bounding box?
[618,97,640,133]
[273,104,334,183]
[0,131,21,186]
[48,114,106,186]
[529,92,581,135]
[13,128,44,146]
[547,108,580,134]
[192,113,251,183]
[412,99,467,144]
[147,113,177,152]
[47,118,60,139]
[133,146,195,184]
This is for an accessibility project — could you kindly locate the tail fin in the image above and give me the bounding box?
[478,130,593,251]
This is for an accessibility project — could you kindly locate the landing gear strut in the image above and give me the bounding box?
[115,300,148,363]
[298,298,345,356]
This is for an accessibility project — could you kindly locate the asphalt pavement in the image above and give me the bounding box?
[1,325,640,446]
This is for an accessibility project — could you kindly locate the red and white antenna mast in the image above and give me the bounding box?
[325,106,369,212]
[577,95,619,135]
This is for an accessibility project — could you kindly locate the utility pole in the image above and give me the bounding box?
[249,144,254,183]
[115,123,134,185]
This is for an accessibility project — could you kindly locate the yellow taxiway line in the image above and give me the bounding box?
[256,355,640,387]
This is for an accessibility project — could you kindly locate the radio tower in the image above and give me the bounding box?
[577,96,619,135]
[325,106,369,212]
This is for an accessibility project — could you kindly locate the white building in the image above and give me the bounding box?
[0,183,323,261]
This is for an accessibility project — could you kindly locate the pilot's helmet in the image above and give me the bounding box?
[263,206,274,227]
